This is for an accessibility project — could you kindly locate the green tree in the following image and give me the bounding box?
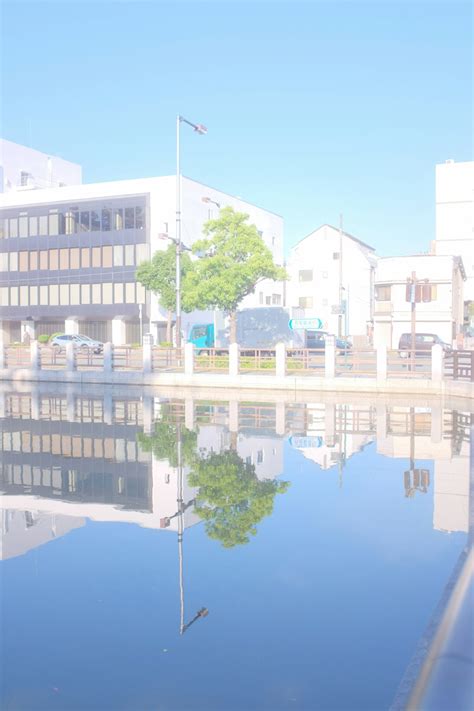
[185,207,287,342]
[188,449,289,548]
[137,420,197,468]
[136,245,193,343]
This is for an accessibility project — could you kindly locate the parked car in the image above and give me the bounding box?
[50,334,103,354]
[398,333,452,358]
[304,330,352,352]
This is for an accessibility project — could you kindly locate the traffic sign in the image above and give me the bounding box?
[288,317,323,330]
[289,435,324,449]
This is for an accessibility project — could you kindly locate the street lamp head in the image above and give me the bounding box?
[194,123,207,135]
[202,196,221,208]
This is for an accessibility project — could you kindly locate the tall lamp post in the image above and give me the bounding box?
[176,115,207,348]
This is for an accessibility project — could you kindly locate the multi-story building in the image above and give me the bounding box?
[0,172,284,344]
[373,254,466,349]
[433,159,474,324]
[0,138,82,193]
[286,224,377,342]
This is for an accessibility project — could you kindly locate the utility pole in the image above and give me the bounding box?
[406,271,418,373]
[338,214,344,338]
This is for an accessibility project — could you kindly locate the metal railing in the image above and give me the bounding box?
[387,349,432,379]
[335,348,376,377]
[4,346,31,368]
[286,348,325,374]
[239,348,276,374]
[112,346,142,371]
[194,349,229,372]
[444,350,474,382]
[152,346,184,372]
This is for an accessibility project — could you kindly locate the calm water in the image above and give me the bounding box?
[0,387,471,711]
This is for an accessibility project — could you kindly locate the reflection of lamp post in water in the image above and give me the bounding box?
[404,407,430,497]
[162,422,209,635]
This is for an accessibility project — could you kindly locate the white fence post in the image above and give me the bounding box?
[376,344,387,380]
[143,343,152,373]
[275,342,286,378]
[30,341,40,371]
[431,344,443,383]
[0,334,4,370]
[66,342,76,372]
[103,342,112,373]
[325,336,336,378]
[229,343,239,376]
[184,342,194,376]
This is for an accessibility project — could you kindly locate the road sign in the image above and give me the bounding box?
[288,317,323,330]
[289,435,324,449]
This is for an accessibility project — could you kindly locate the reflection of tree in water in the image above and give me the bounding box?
[138,418,289,548]
[189,450,289,548]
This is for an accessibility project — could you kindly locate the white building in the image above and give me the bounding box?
[0,172,284,344]
[286,224,377,342]
[433,160,474,318]
[373,254,465,349]
[0,138,82,193]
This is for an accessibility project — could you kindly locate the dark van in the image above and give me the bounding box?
[398,333,451,358]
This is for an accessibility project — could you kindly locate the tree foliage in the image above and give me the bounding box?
[188,449,290,548]
[135,244,194,313]
[137,421,197,468]
[184,207,287,338]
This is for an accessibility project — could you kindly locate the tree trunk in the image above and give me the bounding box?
[229,311,237,344]
[166,310,172,344]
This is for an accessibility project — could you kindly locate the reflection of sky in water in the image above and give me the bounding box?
[0,390,470,710]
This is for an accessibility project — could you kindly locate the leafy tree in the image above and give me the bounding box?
[188,449,289,548]
[185,207,287,342]
[136,245,193,343]
[137,421,197,468]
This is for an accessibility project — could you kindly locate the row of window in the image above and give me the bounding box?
[0,205,145,239]
[1,430,145,462]
[258,293,282,305]
[298,261,339,283]
[0,243,149,273]
[0,282,146,307]
[375,284,438,301]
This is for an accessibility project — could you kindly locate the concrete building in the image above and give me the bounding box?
[373,254,466,349]
[433,160,474,324]
[0,138,82,193]
[286,224,377,342]
[0,173,284,344]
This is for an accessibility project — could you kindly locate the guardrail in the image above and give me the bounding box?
[1,340,472,384]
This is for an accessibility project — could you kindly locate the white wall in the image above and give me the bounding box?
[0,139,82,192]
[435,160,474,301]
[373,254,464,348]
[287,225,376,337]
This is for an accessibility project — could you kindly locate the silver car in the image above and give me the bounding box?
[51,334,103,353]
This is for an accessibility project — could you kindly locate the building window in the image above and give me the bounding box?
[19,214,28,238]
[49,249,59,270]
[257,450,264,464]
[125,207,135,229]
[125,283,135,303]
[39,285,48,305]
[59,248,69,270]
[19,252,28,271]
[29,216,38,237]
[39,250,48,270]
[322,271,328,278]
[9,218,18,238]
[81,248,90,268]
[124,245,134,266]
[102,283,113,305]
[299,296,313,309]
[20,171,31,186]
[91,211,101,231]
[114,209,123,230]
[48,210,59,236]
[114,283,124,303]
[135,243,149,264]
[9,253,18,271]
[135,207,144,229]
[272,294,281,305]
[322,298,328,306]
[81,284,90,304]
[259,292,263,305]
[299,270,313,282]
[113,245,123,267]
[30,252,38,271]
[136,283,146,303]
[39,215,48,235]
[30,286,38,305]
[333,252,340,260]
[0,253,8,271]
[60,284,70,305]
[102,246,113,268]
[70,248,80,269]
[19,286,29,306]
[0,287,8,305]
[102,209,111,231]
[375,284,391,301]
[92,284,102,304]
[92,247,101,268]
[49,285,59,305]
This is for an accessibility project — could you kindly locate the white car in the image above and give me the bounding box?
[50,334,103,353]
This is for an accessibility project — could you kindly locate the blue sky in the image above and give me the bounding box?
[2,1,472,256]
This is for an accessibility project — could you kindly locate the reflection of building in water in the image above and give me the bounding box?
[377,407,471,533]
[287,403,375,471]
[0,509,84,560]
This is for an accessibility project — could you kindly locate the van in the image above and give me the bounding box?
[398,333,451,358]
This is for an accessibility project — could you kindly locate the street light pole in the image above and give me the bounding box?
[175,115,207,348]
